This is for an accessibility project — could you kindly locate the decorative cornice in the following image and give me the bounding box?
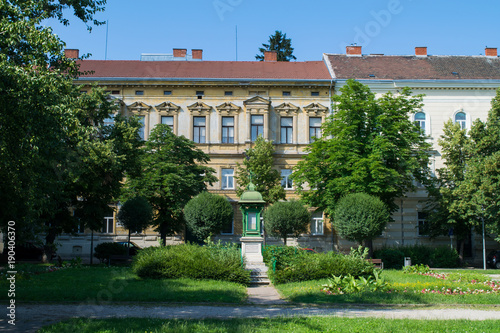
[216,102,241,115]
[127,101,152,113]
[274,102,300,116]
[244,96,270,113]
[187,101,212,115]
[155,101,180,115]
[303,102,329,116]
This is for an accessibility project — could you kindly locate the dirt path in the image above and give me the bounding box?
[1,304,500,333]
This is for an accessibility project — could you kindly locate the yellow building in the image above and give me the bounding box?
[56,49,333,257]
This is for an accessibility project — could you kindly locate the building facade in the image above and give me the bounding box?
[54,47,500,265]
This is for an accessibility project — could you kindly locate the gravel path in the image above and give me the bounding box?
[1,303,500,333]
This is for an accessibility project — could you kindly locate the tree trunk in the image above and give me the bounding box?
[283,235,287,246]
[127,229,131,257]
[43,229,57,263]
[363,239,374,258]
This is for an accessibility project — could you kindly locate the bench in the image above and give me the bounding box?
[367,258,384,269]
[108,255,133,266]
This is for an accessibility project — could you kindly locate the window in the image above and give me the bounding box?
[135,90,144,96]
[309,117,321,142]
[222,116,234,143]
[138,115,145,140]
[311,91,320,96]
[248,212,257,230]
[282,91,291,96]
[161,116,174,130]
[280,117,293,143]
[415,112,426,134]
[193,116,206,143]
[111,90,120,95]
[196,91,204,99]
[221,168,234,189]
[249,91,267,96]
[102,210,114,234]
[311,211,324,235]
[225,91,233,96]
[221,219,234,235]
[418,212,428,236]
[281,169,293,189]
[251,115,264,141]
[455,112,466,129]
[164,90,172,95]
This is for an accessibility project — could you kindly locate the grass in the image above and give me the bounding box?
[275,269,500,305]
[0,265,247,303]
[39,317,500,332]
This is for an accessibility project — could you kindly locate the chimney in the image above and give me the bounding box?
[264,50,277,62]
[485,47,497,57]
[64,49,79,59]
[415,47,427,56]
[173,48,187,58]
[192,49,203,60]
[346,45,362,56]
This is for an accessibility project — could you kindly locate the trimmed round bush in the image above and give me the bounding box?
[184,192,234,243]
[132,243,250,285]
[263,200,311,245]
[333,193,390,244]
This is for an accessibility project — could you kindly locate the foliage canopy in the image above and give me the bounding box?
[255,30,296,62]
[263,200,311,245]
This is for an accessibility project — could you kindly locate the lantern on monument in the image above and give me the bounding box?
[238,180,265,262]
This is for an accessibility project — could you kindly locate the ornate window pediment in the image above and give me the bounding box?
[187,101,212,116]
[244,96,270,114]
[127,101,152,113]
[155,102,180,115]
[303,103,329,116]
[275,102,300,116]
[216,102,241,116]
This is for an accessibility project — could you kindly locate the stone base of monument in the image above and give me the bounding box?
[241,237,270,285]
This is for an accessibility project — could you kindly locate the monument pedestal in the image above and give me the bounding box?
[241,236,264,263]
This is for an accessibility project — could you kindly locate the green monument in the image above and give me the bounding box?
[238,180,265,262]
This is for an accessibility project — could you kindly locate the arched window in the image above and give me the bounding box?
[414,112,426,134]
[455,112,467,129]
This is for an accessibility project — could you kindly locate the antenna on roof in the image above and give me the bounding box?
[105,20,109,60]
[236,25,238,61]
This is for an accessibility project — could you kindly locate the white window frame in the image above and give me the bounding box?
[311,212,324,235]
[414,111,430,136]
[161,115,174,130]
[221,168,235,190]
[221,219,234,235]
[281,169,293,190]
[102,216,114,234]
[453,110,469,130]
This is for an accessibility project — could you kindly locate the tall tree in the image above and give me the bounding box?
[0,0,143,259]
[293,79,433,217]
[255,30,296,62]
[235,136,285,205]
[263,200,311,245]
[122,124,217,245]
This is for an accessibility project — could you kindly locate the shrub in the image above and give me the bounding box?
[430,246,460,268]
[333,193,390,245]
[373,247,405,269]
[132,243,250,285]
[94,242,127,262]
[263,200,311,245]
[184,192,234,243]
[263,246,375,284]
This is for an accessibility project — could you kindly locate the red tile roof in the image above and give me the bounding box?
[325,54,500,80]
[77,60,331,81]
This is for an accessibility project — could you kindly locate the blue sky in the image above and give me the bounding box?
[45,0,500,61]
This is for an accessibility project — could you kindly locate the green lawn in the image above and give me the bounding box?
[0,265,247,303]
[39,317,500,333]
[275,269,500,305]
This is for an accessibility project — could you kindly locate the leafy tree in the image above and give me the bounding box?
[333,193,390,246]
[431,88,500,245]
[117,196,153,256]
[293,79,433,217]
[235,136,285,205]
[255,30,296,62]
[184,192,234,243]
[0,0,143,260]
[263,200,311,245]
[122,124,217,245]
